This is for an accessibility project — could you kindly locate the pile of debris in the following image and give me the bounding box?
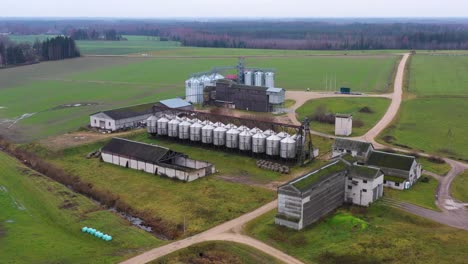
[86,150,101,159]
[256,160,290,174]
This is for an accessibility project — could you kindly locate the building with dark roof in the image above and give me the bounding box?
[332,138,374,161]
[90,99,193,131]
[275,158,383,230]
[332,139,422,190]
[367,150,421,190]
[101,138,215,182]
[209,79,285,112]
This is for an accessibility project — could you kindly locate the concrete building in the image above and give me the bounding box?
[208,79,285,112]
[335,114,353,136]
[275,160,348,230]
[90,99,193,132]
[344,163,384,206]
[367,151,422,190]
[101,138,215,182]
[275,157,386,230]
[90,102,155,131]
[332,138,374,161]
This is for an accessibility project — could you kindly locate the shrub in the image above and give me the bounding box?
[428,156,445,164]
[359,106,374,113]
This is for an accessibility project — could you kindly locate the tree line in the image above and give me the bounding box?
[0,36,80,67]
[70,29,126,41]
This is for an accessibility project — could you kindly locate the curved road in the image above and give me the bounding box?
[123,53,467,263]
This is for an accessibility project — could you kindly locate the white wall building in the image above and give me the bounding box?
[344,164,384,206]
[332,138,374,161]
[90,102,156,131]
[335,114,353,136]
[101,138,215,182]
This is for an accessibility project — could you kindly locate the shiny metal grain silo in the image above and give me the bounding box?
[190,122,203,142]
[266,134,281,156]
[212,122,225,128]
[146,115,158,134]
[156,117,169,135]
[254,71,264,87]
[244,71,253,85]
[237,125,249,131]
[201,124,215,144]
[226,128,240,149]
[239,129,253,151]
[276,131,290,139]
[168,119,181,137]
[265,72,275,88]
[252,132,267,153]
[213,126,227,146]
[263,129,275,137]
[178,120,191,140]
[280,136,297,159]
[249,127,263,135]
[225,123,237,130]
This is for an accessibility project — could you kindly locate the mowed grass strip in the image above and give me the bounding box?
[296,97,391,136]
[245,204,468,264]
[152,241,283,264]
[379,98,468,160]
[0,151,162,264]
[35,138,276,237]
[451,171,468,203]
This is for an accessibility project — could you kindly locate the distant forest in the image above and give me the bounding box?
[0,36,80,67]
[2,19,468,50]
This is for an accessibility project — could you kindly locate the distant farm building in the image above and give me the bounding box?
[207,79,285,112]
[332,138,422,190]
[335,114,353,136]
[101,138,215,182]
[275,158,384,230]
[89,99,193,131]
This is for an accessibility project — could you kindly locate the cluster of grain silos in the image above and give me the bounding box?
[243,71,275,88]
[147,115,301,159]
[185,73,224,104]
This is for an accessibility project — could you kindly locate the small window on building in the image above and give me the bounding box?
[347,185,352,190]
[348,177,352,180]
[363,189,367,192]
[94,120,97,124]
[346,150,352,153]
[363,180,367,183]
[384,180,387,184]
[395,183,400,187]
[108,122,111,126]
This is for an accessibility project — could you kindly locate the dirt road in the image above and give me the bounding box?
[120,200,304,264]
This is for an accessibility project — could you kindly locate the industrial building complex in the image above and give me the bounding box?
[275,138,421,230]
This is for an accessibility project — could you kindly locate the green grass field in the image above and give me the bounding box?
[419,156,452,176]
[0,151,162,263]
[153,241,282,264]
[451,171,468,203]
[380,98,468,160]
[384,176,440,211]
[296,97,391,136]
[246,204,468,264]
[31,138,276,237]
[380,55,468,160]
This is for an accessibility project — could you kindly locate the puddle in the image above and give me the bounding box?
[109,208,168,240]
[51,102,98,110]
[5,219,14,223]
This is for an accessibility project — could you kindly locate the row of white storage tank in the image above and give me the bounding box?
[244,71,275,88]
[147,115,299,159]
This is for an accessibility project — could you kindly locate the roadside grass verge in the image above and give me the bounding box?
[451,171,468,203]
[419,156,451,176]
[152,241,283,264]
[245,203,468,264]
[296,97,391,136]
[0,151,162,263]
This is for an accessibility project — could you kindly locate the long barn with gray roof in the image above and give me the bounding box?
[101,138,215,182]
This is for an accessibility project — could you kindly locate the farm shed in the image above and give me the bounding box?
[101,138,215,182]
[367,151,421,190]
[158,98,193,111]
[344,164,384,206]
[332,138,374,161]
[90,102,155,131]
[211,79,285,112]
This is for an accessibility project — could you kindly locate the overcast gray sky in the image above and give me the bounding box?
[3,0,468,18]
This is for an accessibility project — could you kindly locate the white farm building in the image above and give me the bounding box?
[90,99,192,132]
[101,138,215,182]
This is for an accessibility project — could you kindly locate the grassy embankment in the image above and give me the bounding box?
[245,204,468,264]
[0,151,162,263]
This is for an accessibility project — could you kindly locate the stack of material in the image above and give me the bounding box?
[256,160,290,174]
